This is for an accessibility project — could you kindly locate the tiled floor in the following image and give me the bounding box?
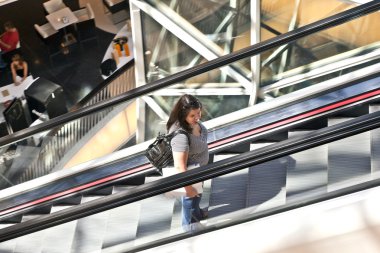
[0,0,117,109]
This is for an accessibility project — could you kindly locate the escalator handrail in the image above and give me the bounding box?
[1,106,380,242]
[0,1,379,147]
[1,74,379,214]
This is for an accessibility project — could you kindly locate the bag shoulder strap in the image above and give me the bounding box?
[169,129,191,146]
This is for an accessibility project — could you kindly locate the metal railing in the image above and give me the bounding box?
[13,63,136,185]
[0,1,379,185]
[2,103,380,242]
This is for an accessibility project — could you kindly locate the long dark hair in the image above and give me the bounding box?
[166,94,202,132]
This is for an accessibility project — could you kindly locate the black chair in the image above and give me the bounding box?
[34,23,63,64]
[102,0,129,24]
[24,77,68,121]
[63,0,80,10]
[3,98,31,134]
[72,3,98,48]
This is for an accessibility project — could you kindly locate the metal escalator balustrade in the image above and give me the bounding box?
[2,103,380,250]
[3,3,376,204]
[0,71,379,224]
[0,0,380,243]
[0,1,377,193]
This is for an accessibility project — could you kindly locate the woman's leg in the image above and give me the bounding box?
[181,195,202,231]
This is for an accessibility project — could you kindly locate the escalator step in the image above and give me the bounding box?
[135,194,175,242]
[115,174,146,186]
[249,131,288,143]
[41,219,77,253]
[102,188,141,248]
[84,186,114,196]
[329,103,369,118]
[208,154,248,217]
[53,195,82,206]
[370,104,380,172]
[293,117,328,130]
[286,130,328,199]
[246,143,287,211]
[217,141,251,154]
[70,210,108,252]
[0,214,22,224]
[26,205,52,215]
[328,117,371,191]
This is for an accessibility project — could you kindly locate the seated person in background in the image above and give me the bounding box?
[0,21,20,68]
[10,54,28,85]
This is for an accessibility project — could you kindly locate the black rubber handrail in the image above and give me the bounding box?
[0,1,379,147]
[1,104,380,242]
[1,77,379,221]
[1,76,379,219]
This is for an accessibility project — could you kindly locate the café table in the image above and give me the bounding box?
[46,7,79,48]
[0,75,35,126]
[101,24,134,79]
[0,75,35,105]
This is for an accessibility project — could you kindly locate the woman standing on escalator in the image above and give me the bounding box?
[166,94,209,232]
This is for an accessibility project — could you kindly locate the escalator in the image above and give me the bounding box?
[1,67,379,222]
[0,1,379,252]
[2,97,380,252]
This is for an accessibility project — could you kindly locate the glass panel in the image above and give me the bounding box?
[141,11,209,82]
[141,11,380,137]
[261,10,380,97]
[142,0,250,81]
[138,0,380,123]
[261,1,380,89]
[261,0,358,40]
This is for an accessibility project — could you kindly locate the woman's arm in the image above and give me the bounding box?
[173,151,188,173]
[173,151,198,197]
[10,62,18,84]
[22,62,28,80]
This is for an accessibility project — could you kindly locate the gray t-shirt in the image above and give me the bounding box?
[169,121,209,166]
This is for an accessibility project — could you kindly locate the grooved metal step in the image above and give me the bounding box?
[208,154,249,218]
[327,117,371,191]
[286,131,328,200]
[246,143,287,212]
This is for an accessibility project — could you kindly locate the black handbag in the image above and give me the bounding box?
[145,129,190,169]
[100,58,117,76]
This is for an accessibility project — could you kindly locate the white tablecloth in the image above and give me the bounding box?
[0,75,35,104]
[101,24,134,79]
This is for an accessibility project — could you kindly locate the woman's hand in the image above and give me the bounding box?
[185,185,199,198]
